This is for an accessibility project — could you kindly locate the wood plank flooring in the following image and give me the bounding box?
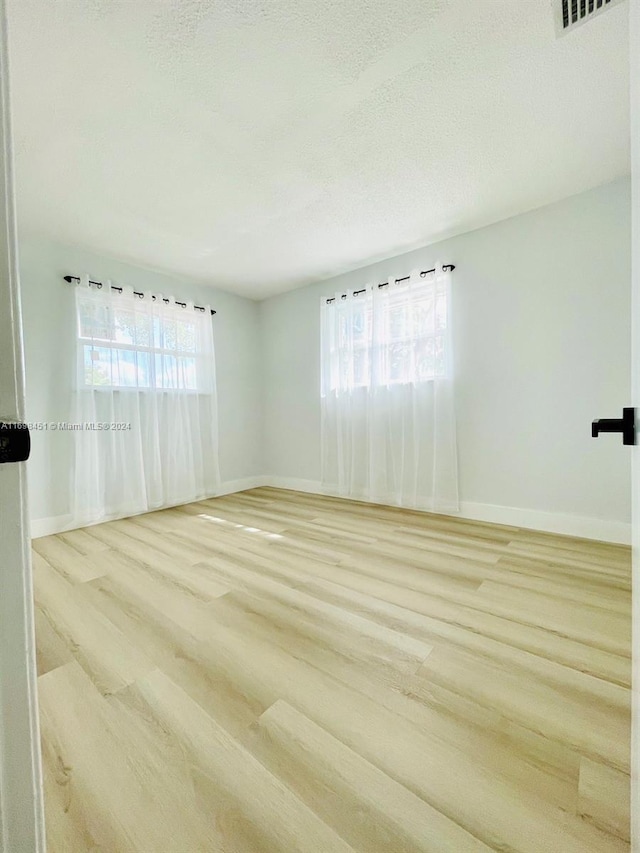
[33,487,632,852]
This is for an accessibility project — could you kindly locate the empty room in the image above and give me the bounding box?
[0,0,638,851]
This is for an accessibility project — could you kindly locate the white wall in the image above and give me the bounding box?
[261,178,632,542]
[18,234,263,530]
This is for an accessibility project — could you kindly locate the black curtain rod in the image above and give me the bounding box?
[63,275,217,315]
[325,264,455,305]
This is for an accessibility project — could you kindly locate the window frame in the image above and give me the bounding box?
[77,294,207,393]
[321,271,451,395]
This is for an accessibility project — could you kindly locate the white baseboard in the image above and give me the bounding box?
[30,474,631,545]
[29,476,268,539]
[457,501,631,545]
[214,475,269,496]
[262,477,329,496]
[263,476,631,545]
[30,514,74,539]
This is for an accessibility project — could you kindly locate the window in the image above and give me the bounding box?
[321,269,451,395]
[72,280,220,525]
[77,289,212,392]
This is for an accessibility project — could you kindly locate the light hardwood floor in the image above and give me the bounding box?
[33,487,632,852]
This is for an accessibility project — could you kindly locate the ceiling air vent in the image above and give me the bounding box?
[554,0,626,35]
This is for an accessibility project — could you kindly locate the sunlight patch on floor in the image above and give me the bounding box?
[197,513,283,540]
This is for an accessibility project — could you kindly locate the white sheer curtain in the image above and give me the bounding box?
[321,266,458,512]
[71,276,220,526]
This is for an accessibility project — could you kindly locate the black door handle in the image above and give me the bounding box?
[591,407,636,446]
[0,421,31,463]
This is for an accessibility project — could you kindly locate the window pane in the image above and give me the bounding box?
[155,353,177,388]
[351,306,367,342]
[162,318,177,351]
[134,313,152,346]
[79,301,113,342]
[83,343,200,390]
[415,336,436,382]
[352,348,369,387]
[113,309,137,345]
[179,357,198,390]
[154,354,198,390]
[134,351,151,387]
[387,341,413,384]
[84,345,112,386]
[177,319,197,352]
[84,345,152,388]
[337,312,347,347]
[154,316,177,350]
[434,334,446,376]
[387,304,409,341]
[435,291,447,331]
[414,295,435,336]
[112,348,149,387]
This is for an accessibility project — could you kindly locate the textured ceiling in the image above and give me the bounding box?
[6,0,630,299]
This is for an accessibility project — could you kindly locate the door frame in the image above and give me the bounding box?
[0,0,45,850]
[632,0,639,847]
